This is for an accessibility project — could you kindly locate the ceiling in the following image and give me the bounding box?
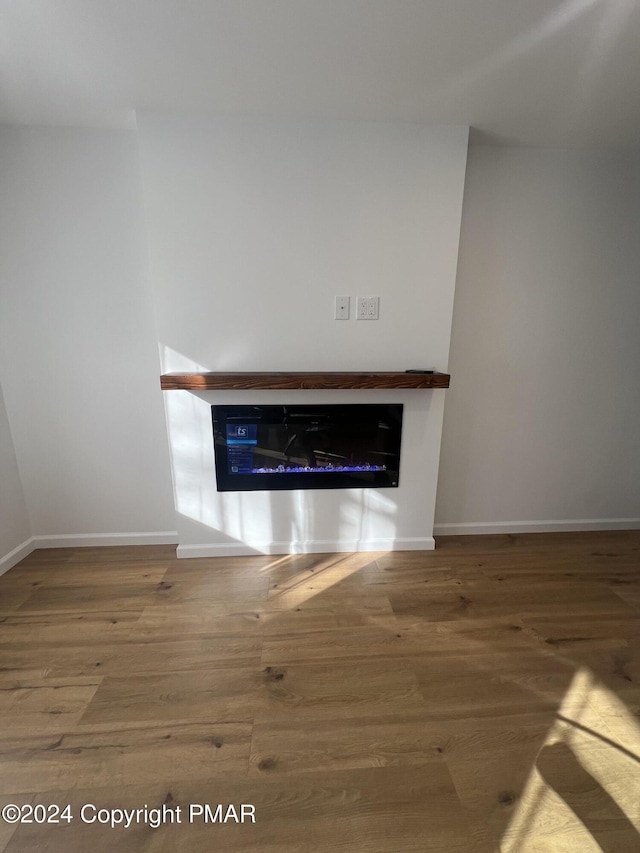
[1,0,640,147]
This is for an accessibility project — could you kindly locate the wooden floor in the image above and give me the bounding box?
[1,532,640,852]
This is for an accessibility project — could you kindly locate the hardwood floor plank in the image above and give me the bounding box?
[42,561,171,587]
[0,586,44,613]
[143,575,270,605]
[260,602,395,634]
[0,721,252,795]
[0,643,113,684]
[249,714,444,776]
[98,636,263,676]
[0,611,141,646]
[267,581,392,611]
[66,545,177,564]
[0,683,100,735]
[520,612,639,653]
[260,625,403,664]
[129,602,265,639]
[12,548,74,568]
[80,658,426,726]
[412,650,578,720]
[387,579,634,622]
[16,582,164,614]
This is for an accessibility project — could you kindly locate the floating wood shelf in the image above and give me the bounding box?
[160,371,450,391]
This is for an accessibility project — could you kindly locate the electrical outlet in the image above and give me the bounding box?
[356,296,379,320]
[334,296,350,319]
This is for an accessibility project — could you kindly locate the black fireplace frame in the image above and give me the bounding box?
[212,403,403,492]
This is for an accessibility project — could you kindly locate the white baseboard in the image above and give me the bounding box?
[5,520,636,569]
[0,536,37,577]
[177,537,435,559]
[32,532,179,549]
[434,519,640,536]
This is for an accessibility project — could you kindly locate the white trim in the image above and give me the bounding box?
[434,519,640,536]
[0,536,36,577]
[32,532,179,549]
[177,537,435,559]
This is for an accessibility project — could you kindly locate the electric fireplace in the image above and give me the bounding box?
[212,404,403,492]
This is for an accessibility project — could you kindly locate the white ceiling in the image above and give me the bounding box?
[2,0,640,147]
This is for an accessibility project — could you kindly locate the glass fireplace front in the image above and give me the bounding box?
[212,404,403,492]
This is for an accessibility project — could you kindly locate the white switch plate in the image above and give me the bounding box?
[334,295,350,319]
[356,296,379,320]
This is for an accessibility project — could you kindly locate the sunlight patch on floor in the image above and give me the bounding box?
[267,553,378,609]
[501,666,640,851]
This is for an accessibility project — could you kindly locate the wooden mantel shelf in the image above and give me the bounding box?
[160,371,450,391]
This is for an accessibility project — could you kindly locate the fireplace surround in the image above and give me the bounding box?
[160,371,451,556]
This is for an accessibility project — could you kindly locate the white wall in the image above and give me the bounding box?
[0,379,31,566]
[436,147,640,533]
[0,126,177,542]
[138,116,469,554]
[4,126,634,553]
